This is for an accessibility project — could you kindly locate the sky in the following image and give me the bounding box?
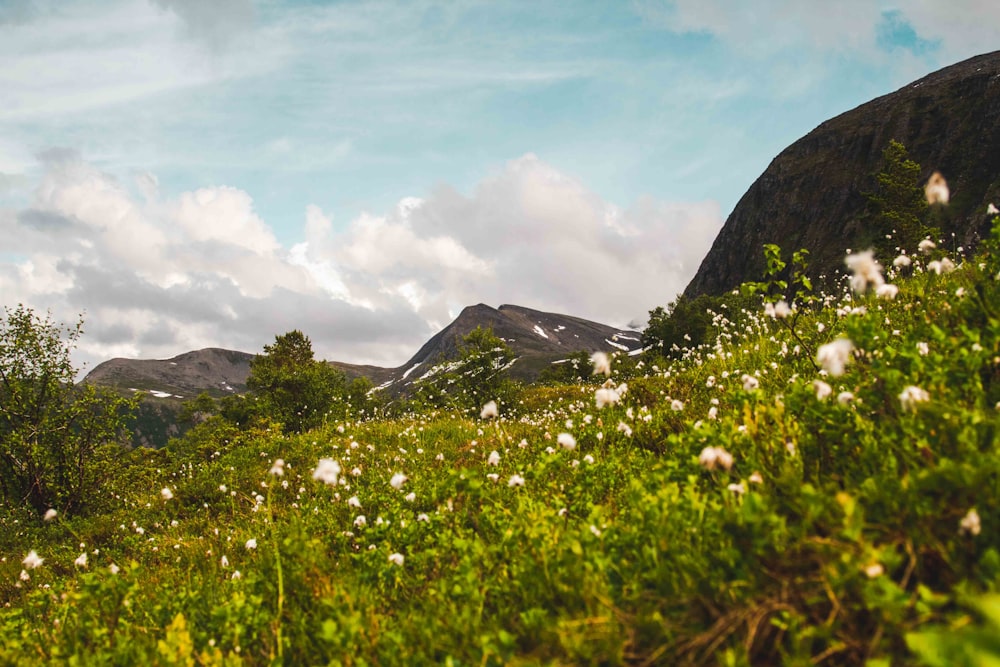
[2,0,998,372]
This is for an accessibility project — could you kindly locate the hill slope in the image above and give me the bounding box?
[684,50,1000,298]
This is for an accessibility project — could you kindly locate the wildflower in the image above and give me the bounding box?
[741,374,760,391]
[417,513,430,522]
[508,474,525,487]
[109,563,120,575]
[161,487,174,501]
[22,551,43,569]
[348,496,361,508]
[670,399,684,412]
[312,458,341,486]
[845,250,884,293]
[775,300,792,318]
[74,553,88,567]
[591,351,611,377]
[19,570,30,581]
[589,525,602,537]
[557,433,576,450]
[899,385,930,412]
[43,509,57,522]
[876,283,899,300]
[404,492,416,502]
[708,406,719,420]
[617,422,632,437]
[893,254,912,268]
[231,570,242,580]
[927,257,956,274]
[816,338,854,377]
[699,446,734,471]
[837,391,855,406]
[269,459,285,476]
[813,380,833,400]
[594,387,620,409]
[354,515,367,527]
[918,239,936,254]
[924,171,949,205]
[388,553,405,567]
[390,473,407,489]
[245,538,258,550]
[583,454,595,464]
[988,203,999,215]
[480,401,498,419]
[864,563,884,578]
[221,555,229,568]
[749,472,763,484]
[727,483,746,495]
[960,508,981,536]
[487,450,500,466]
[917,341,929,356]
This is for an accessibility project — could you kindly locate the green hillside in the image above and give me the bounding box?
[2,217,1000,665]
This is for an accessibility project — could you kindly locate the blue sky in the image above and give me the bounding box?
[1,0,998,369]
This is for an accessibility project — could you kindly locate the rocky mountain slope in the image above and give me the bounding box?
[684,50,1000,298]
[84,304,641,401]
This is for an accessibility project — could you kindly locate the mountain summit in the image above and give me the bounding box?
[684,50,1000,298]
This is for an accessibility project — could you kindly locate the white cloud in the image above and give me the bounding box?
[3,152,720,372]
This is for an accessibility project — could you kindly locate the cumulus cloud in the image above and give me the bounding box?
[300,153,721,333]
[3,151,720,373]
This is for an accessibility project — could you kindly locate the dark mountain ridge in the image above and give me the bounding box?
[684,50,1000,298]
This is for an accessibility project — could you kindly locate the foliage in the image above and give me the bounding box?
[412,325,520,413]
[229,330,349,433]
[642,293,737,359]
[866,139,933,254]
[2,215,1000,664]
[0,305,137,515]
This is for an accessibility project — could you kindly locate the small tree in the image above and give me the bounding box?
[867,140,931,253]
[243,330,348,433]
[413,326,518,413]
[0,305,137,514]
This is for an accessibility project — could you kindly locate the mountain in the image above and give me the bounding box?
[684,50,1000,298]
[362,303,642,393]
[83,303,641,411]
[85,347,253,399]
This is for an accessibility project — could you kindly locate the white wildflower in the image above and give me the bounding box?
[591,351,611,377]
[893,254,912,268]
[927,257,956,275]
[347,496,361,508]
[43,509,57,522]
[244,538,257,550]
[161,487,174,501]
[899,385,930,412]
[699,446,734,471]
[487,450,500,466]
[22,551,43,569]
[269,459,285,476]
[594,387,620,409]
[816,338,854,377]
[312,458,341,486]
[74,553,88,567]
[924,171,949,205]
[813,380,833,400]
[837,391,855,406]
[390,473,408,489]
[918,238,936,254]
[557,433,576,450]
[960,508,981,536]
[865,563,884,578]
[741,374,760,391]
[727,482,746,495]
[354,515,367,527]
[988,203,999,215]
[388,553,405,567]
[480,401,498,419]
[670,399,684,412]
[845,250,884,293]
[876,284,899,300]
[508,474,525,487]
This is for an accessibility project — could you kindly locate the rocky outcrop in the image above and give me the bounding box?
[684,50,1000,298]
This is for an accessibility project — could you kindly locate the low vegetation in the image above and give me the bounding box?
[2,206,999,664]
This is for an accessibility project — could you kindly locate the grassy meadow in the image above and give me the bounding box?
[2,219,1000,665]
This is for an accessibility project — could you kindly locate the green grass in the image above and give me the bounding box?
[2,227,1000,665]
